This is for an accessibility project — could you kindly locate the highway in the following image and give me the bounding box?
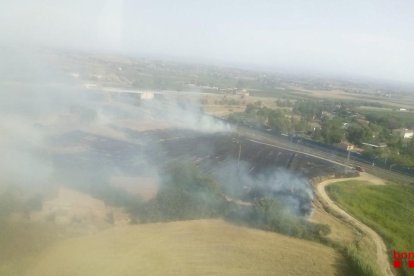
[235,125,414,184]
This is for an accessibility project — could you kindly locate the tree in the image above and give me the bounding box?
[321,119,344,144]
[245,103,256,114]
[346,124,372,145]
[138,162,226,222]
[267,110,290,133]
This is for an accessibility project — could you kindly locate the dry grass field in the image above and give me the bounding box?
[27,219,351,276]
[31,187,130,229]
[110,176,158,201]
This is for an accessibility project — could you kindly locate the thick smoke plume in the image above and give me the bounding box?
[0,48,230,193]
[212,159,313,217]
[0,47,314,222]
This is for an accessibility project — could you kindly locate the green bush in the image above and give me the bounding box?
[131,162,331,243]
[133,162,227,223]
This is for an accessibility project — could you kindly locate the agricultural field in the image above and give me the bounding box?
[2,9,414,275]
[27,219,352,276]
[0,220,67,276]
[326,180,414,275]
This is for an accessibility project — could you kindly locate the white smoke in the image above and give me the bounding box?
[0,47,231,193]
[213,159,314,216]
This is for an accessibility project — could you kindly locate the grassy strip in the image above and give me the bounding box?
[341,245,382,276]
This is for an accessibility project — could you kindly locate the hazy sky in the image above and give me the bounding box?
[1,0,413,83]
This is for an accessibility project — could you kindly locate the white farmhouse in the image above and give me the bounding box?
[393,128,414,139]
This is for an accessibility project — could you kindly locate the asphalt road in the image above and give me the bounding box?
[236,125,414,184]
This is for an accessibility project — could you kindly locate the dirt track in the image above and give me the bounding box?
[315,173,393,276]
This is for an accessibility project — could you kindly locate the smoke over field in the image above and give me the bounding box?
[0,48,339,220]
[0,50,344,275]
[0,49,228,193]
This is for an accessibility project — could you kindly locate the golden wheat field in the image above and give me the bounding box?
[27,219,351,276]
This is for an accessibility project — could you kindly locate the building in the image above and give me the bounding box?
[334,142,354,151]
[393,128,414,139]
[361,142,387,150]
[140,92,155,100]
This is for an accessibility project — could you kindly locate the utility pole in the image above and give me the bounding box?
[347,149,351,165]
[346,145,352,171]
[237,142,242,169]
[232,137,242,170]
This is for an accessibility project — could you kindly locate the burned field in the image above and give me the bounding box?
[1,122,351,275]
[51,128,344,178]
[48,128,346,218]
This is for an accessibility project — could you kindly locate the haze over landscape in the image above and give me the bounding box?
[1,0,414,83]
[1,1,414,276]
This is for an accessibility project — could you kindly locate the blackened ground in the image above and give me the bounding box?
[48,128,347,216]
[149,131,345,178]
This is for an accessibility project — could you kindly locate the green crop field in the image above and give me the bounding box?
[326,180,414,275]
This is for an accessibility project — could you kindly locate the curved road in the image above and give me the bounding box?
[316,176,393,276]
[238,128,395,275]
